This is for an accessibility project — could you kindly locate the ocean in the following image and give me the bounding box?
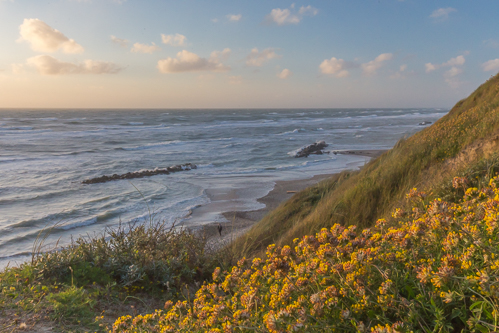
[0,108,447,267]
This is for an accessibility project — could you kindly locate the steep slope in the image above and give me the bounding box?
[233,73,499,258]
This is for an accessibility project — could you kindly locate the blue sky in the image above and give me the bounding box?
[0,0,498,108]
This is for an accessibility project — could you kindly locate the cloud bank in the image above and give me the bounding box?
[27,55,123,75]
[19,19,84,53]
[157,50,230,73]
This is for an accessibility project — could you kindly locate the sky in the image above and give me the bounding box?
[0,0,498,109]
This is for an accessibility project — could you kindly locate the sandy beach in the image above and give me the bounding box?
[201,149,386,244]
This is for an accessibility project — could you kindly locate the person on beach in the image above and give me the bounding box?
[217,223,223,236]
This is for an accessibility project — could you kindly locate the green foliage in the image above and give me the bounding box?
[47,286,97,327]
[31,220,221,295]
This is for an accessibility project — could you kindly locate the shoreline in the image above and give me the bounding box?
[200,149,386,243]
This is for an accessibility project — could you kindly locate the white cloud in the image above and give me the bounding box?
[227,14,242,22]
[157,50,230,73]
[268,8,300,25]
[246,48,281,67]
[430,7,457,20]
[426,55,466,88]
[161,33,187,47]
[211,18,219,23]
[27,55,122,75]
[18,18,84,54]
[482,59,499,72]
[110,35,128,48]
[229,75,242,84]
[277,68,292,79]
[131,42,160,54]
[446,55,465,66]
[319,57,350,78]
[444,66,463,78]
[361,53,393,76]
[426,55,466,73]
[266,5,318,25]
[425,63,437,73]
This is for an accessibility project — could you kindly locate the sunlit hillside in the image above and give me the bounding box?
[233,73,499,258]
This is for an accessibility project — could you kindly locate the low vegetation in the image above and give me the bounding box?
[112,173,499,332]
[0,221,227,331]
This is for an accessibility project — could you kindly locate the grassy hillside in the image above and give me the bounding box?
[233,73,499,258]
[113,173,499,332]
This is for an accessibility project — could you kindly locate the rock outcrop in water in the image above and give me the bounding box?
[82,163,197,184]
[294,141,328,158]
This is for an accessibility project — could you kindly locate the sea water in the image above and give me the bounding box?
[0,108,447,267]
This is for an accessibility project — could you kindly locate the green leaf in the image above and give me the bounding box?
[405,284,415,298]
[430,297,436,307]
[470,301,483,310]
[475,324,489,333]
[450,308,462,320]
[483,307,494,320]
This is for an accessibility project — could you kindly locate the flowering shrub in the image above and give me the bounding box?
[31,221,219,294]
[112,176,499,332]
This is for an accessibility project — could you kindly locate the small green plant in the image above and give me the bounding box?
[47,286,97,327]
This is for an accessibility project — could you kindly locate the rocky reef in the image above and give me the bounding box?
[82,163,197,184]
[294,141,328,158]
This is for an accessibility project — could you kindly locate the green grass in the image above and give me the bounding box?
[0,220,231,331]
[233,73,499,258]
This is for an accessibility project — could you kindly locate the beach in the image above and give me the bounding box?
[201,149,386,243]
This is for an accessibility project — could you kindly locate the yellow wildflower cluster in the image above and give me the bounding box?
[112,176,499,332]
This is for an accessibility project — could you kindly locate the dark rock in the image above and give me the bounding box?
[82,163,197,185]
[419,121,432,126]
[294,141,329,158]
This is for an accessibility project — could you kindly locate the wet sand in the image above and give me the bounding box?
[200,149,386,244]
